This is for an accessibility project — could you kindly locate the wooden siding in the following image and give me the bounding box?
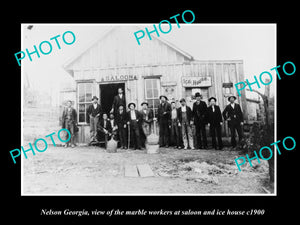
[72,61,245,110]
[62,26,247,143]
[65,26,191,71]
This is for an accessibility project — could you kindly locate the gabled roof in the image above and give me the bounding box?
[63,25,194,71]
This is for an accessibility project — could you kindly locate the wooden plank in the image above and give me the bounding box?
[124,165,139,177]
[137,164,155,177]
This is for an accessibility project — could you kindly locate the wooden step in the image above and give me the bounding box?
[136,164,155,177]
[124,165,139,177]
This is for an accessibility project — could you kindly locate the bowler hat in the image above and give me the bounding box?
[228,96,237,101]
[208,97,217,102]
[92,96,98,101]
[195,92,202,98]
[128,102,136,108]
[159,95,168,100]
[179,98,186,103]
[141,102,148,106]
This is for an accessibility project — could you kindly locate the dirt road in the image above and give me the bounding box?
[22,146,273,195]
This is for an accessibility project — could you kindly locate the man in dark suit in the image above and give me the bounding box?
[207,97,223,150]
[97,113,112,148]
[61,100,77,148]
[127,102,143,150]
[192,92,208,149]
[115,105,128,149]
[111,88,126,116]
[87,96,102,144]
[222,95,244,149]
[178,98,194,149]
[157,95,171,148]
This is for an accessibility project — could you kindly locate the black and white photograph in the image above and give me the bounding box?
[4,4,299,223]
[21,24,276,195]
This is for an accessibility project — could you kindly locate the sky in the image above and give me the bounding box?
[22,23,276,104]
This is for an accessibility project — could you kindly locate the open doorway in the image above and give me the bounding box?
[99,83,125,114]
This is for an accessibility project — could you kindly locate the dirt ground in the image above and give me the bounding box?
[22,145,274,195]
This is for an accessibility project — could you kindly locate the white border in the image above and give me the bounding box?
[20,23,277,196]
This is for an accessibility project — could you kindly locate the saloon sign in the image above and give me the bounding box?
[181,76,212,87]
[100,75,137,82]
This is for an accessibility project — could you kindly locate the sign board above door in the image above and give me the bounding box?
[181,76,212,87]
[100,75,137,83]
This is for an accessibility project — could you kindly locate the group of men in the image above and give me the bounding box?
[157,92,244,150]
[85,88,151,149]
[61,88,244,150]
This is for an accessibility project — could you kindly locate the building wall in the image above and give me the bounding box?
[62,26,247,143]
[63,60,246,143]
[65,26,190,70]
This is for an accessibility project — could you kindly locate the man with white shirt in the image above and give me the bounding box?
[222,96,244,149]
[178,98,194,150]
[170,101,181,148]
[87,96,102,144]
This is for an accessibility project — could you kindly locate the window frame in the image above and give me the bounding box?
[144,77,161,116]
[77,81,95,124]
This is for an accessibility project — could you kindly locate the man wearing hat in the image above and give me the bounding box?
[178,98,194,150]
[192,92,208,149]
[87,96,102,144]
[207,97,223,150]
[157,95,171,148]
[127,102,143,150]
[222,95,244,149]
[140,101,154,137]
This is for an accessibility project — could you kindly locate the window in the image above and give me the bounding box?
[77,82,94,123]
[144,78,161,116]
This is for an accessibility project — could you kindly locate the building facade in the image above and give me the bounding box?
[62,26,248,143]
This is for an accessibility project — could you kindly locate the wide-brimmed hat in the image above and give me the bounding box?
[179,98,186,103]
[159,95,168,100]
[141,101,148,106]
[128,102,136,108]
[208,97,217,102]
[228,95,237,101]
[195,92,202,98]
[92,96,98,101]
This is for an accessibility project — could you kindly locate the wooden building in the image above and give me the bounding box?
[63,26,248,143]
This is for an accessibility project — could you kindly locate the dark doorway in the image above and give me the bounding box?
[100,83,125,115]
